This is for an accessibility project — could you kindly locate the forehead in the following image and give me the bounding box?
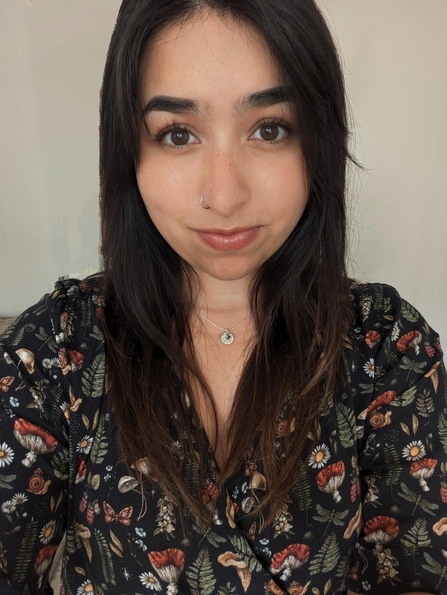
[139,11,281,105]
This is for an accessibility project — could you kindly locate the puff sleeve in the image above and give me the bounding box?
[347,284,446,595]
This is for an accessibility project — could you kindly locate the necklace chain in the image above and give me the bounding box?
[194,310,252,345]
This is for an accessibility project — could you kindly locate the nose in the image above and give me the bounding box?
[200,145,250,217]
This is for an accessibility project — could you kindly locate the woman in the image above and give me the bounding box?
[0,1,445,594]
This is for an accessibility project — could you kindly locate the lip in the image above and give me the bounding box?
[196,226,260,251]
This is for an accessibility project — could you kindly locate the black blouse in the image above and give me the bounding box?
[0,278,445,595]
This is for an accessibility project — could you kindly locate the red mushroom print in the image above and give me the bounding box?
[316,461,345,502]
[35,545,57,588]
[68,349,84,371]
[13,418,57,467]
[366,391,396,417]
[397,330,422,354]
[148,549,185,595]
[365,330,381,348]
[409,458,438,491]
[270,544,310,581]
[364,516,399,552]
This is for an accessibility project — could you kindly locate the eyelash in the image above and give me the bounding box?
[153,118,294,151]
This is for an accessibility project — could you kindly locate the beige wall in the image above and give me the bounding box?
[0,0,446,341]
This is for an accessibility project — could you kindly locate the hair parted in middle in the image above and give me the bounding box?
[99,0,354,525]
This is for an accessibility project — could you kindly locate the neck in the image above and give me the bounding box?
[192,272,253,319]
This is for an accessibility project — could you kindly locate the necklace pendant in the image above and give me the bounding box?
[221,330,234,345]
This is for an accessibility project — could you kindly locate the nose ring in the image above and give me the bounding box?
[200,195,210,209]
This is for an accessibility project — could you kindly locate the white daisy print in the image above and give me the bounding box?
[12,493,28,506]
[363,358,375,378]
[308,444,331,468]
[76,436,94,454]
[77,580,94,594]
[40,520,56,544]
[0,442,14,467]
[1,500,16,514]
[402,440,426,461]
[140,572,162,591]
[391,323,400,342]
[60,402,71,420]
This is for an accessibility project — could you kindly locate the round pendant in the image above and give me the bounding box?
[221,330,234,345]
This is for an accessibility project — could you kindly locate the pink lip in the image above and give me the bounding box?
[196,227,259,251]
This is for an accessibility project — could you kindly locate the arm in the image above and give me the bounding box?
[346,284,446,595]
[0,291,70,593]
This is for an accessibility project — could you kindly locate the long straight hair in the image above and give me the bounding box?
[100,0,352,524]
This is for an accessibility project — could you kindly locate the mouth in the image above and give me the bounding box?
[195,226,260,251]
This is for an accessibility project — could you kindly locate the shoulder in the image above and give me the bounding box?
[348,281,442,355]
[0,276,105,431]
[1,275,103,348]
[47,275,104,328]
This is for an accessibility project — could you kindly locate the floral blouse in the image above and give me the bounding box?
[0,278,446,595]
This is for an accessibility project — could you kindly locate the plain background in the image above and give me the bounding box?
[0,0,446,342]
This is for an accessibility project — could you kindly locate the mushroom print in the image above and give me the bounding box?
[75,523,93,562]
[13,418,57,467]
[316,461,345,502]
[365,330,381,348]
[396,330,422,354]
[363,516,401,582]
[15,348,35,374]
[0,276,446,594]
[364,516,399,551]
[218,552,252,592]
[409,458,437,491]
[366,391,397,417]
[0,376,14,392]
[148,549,185,595]
[270,544,310,581]
[34,545,58,588]
[67,349,84,371]
[433,518,447,536]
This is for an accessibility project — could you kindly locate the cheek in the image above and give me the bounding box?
[257,155,308,221]
[136,159,185,223]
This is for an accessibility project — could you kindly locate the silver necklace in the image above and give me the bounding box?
[194,310,252,345]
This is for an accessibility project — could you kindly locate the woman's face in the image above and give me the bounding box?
[137,11,308,286]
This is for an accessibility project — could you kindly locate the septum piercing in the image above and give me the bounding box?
[200,195,210,209]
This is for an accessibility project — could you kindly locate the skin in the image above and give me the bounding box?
[135,13,437,593]
[136,10,309,465]
[136,10,308,318]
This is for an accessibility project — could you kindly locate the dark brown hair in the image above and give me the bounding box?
[100,0,352,525]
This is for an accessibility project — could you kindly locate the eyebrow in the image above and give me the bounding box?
[142,85,293,118]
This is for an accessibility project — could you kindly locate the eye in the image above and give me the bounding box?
[251,121,290,143]
[157,126,199,147]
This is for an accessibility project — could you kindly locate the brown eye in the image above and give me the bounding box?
[260,125,279,141]
[170,130,190,145]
